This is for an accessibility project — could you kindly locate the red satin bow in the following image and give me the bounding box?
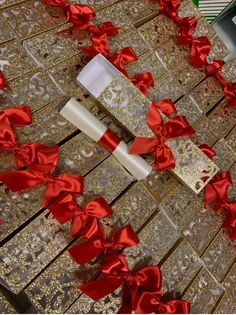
[0,106,32,131]
[204,172,233,209]
[199,144,216,160]
[159,0,181,22]
[189,36,212,68]
[176,17,198,45]
[130,72,154,97]
[129,100,195,171]
[222,208,236,240]
[205,60,236,110]
[49,194,112,239]
[42,0,95,31]
[69,225,139,265]
[0,71,7,89]
[0,170,84,208]
[89,22,120,38]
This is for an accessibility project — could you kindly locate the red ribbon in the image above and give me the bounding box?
[89,22,120,38]
[42,0,95,31]
[205,60,236,110]
[0,106,32,130]
[0,170,84,208]
[98,128,121,153]
[69,225,139,265]
[130,72,154,97]
[49,194,112,238]
[189,36,212,68]
[176,17,198,45]
[204,172,233,209]
[0,71,7,89]
[222,209,236,240]
[199,144,216,160]
[109,47,137,76]
[159,0,181,22]
[129,100,195,171]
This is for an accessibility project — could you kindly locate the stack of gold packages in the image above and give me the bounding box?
[0,0,236,313]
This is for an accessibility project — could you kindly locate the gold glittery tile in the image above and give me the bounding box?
[0,151,15,172]
[182,206,222,256]
[0,40,37,81]
[178,0,201,19]
[193,116,219,146]
[138,15,178,51]
[98,74,152,138]
[208,36,230,61]
[155,38,189,69]
[47,54,90,96]
[171,60,206,92]
[24,25,82,68]
[0,0,24,9]
[161,240,201,295]
[0,0,65,40]
[0,16,15,44]
[116,0,158,26]
[201,231,236,282]
[77,0,118,10]
[85,155,134,203]
[94,4,132,30]
[183,268,224,314]
[141,170,179,202]
[215,291,236,314]
[193,17,216,39]
[213,138,236,170]
[16,96,76,145]
[109,28,149,57]
[25,250,97,314]
[159,183,202,229]
[0,185,45,242]
[126,50,167,80]
[112,182,158,231]
[8,69,63,112]
[208,100,236,141]
[125,211,181,267]
[175,95,203,125]
[0,291,16,313]
[226,126,236,153]
[221,57,236,83]
[189,77,223,114]
[58,132,109,176]
[0,211,72,294]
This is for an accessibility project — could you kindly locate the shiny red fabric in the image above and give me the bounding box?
[130,72,154,96]
[204,172,233,208]
[49,194,112,238]
[0,170,84,208]
[189,36,212,68]
[98,128,121,153]
[109,47,137,76]
[89,22,120,37]
[0,71,7,89]
[199,144,216,160]
[0,106,32,129]
[129,101,195,171]
[176,17,197,45]
[69,225,139,265]
[159,0,181,22]
[42,0,95,31]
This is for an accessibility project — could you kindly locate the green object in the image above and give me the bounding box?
[192,0,199,6]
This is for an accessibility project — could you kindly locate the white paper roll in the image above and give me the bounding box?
[60,98,152,180]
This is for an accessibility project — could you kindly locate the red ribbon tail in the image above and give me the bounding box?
[0,171,43,192]
[199,144,216,160]
[68,239,102,265]
[129,137,158,155]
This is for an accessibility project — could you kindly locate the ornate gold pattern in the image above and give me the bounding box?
[0,291,16,313]
[0,16,15,44]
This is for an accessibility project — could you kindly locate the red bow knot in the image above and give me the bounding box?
[0,71,7,89]
[0,170,84,208]
[176,17,198,45]
[89,22,120,37]
[159,0,181,22]
[204,172,233,209]
[69,225,139,265]
[109,47,137,76]
[42,0,95,31]
[189,36,212,68]
[199,144,216,160]
[129,101,195,171]
[130,72,154,96]
[49,194,112,238]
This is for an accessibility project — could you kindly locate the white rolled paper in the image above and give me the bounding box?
[60,98,152,180]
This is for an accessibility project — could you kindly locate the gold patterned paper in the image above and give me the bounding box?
[0,291,16,313]
[0,16,15,44]
[0,40,37,81]
[183,268,224,314]
[98,73,219,193]
[208,36,230,61]
[0,0,65,40]
[221,57,236,83]
[77,0,118,10]
[193,17,216,39]
[213,138,236,170]
[226,126,236,153]
[175,95,203,125]
[193,116,219,146]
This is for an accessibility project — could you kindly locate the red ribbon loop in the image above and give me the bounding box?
[69,225,139,265]
[89,22,120,38]
[130,72,154,97]
[0,71,7,89]
[129,101,195,171]
[176,17,198,45]
[199,144,216,160]
[0,170,84,208]
[204,171,233,208]
[189,36,212,68]
[80,33,111,58]
[159,0,181,22]
[109,47,138,76]
[0,106,32,129]
[49,194,112,238]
